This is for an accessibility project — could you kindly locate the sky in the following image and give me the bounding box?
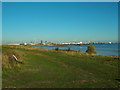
[2,2,118,44]
[2,0,120,2]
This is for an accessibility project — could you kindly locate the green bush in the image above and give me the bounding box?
[86,45,96,54]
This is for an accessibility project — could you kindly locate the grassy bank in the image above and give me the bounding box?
[2,45,119,88]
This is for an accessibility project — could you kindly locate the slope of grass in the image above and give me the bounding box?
[2,46,25,68]
[2,45,119,88]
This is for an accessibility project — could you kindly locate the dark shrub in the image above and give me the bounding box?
[55,47,59,51]
[67,47,71,51]
[86,45,96,54]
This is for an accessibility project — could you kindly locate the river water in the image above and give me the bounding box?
[33,44,119,56]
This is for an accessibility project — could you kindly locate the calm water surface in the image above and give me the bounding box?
[33,44,119,56]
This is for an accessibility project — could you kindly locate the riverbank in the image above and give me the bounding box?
[2,45,119,88]
[33,43,119,56]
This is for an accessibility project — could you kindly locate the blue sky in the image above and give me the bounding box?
[2,0,120,2]
[2,2,118,43]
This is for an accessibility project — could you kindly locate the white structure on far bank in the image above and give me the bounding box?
[109,42,112,44]
[79,42,82,44]
[24,43,27,45]
[8,43,20,45]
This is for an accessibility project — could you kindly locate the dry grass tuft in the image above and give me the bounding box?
[2,48,25,68]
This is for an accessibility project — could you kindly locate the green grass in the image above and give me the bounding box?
[2,45,119,88]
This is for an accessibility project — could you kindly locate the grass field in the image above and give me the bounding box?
[2,45,119,88]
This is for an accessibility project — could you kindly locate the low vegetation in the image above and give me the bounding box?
[2,46,25,68]
[2,45,119,88]
[55,47,59,51]
[86,45,96,54]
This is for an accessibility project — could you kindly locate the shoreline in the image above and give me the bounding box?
[32,45,119,57]
[2,45,119,57]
